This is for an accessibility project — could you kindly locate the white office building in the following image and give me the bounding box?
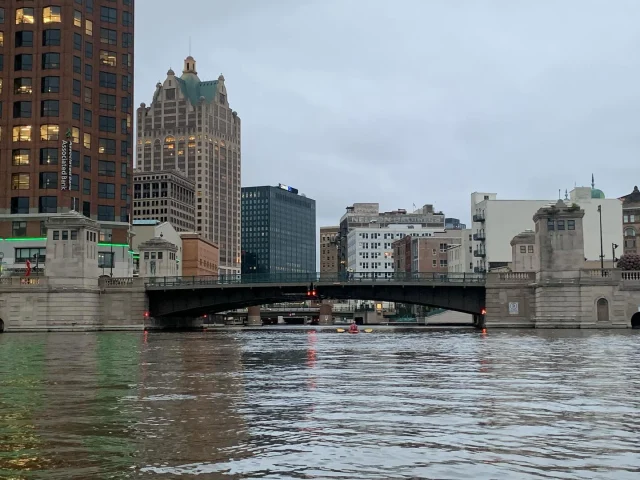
[470,182,623,272]
[347,224,444,278]
[447,229,474,274]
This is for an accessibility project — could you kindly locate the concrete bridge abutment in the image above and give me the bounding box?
[247,306,262,326]
[319,303,333,325]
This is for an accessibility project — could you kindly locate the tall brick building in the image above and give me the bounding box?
[0,1,134,250]
[620,186,640,256]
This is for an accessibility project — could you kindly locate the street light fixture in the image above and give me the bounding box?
[612,243,619,268]
[32,253,40,277]
[597,205,604,270]
[109,233,113,277]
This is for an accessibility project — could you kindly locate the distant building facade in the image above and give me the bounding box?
[470,181,622,272]
[620,186,640,256]
[180,233,219,276]
[320,226,339,274]
[133,170,195,232]
[241,185,316,274]
[348,225,444,278]
[338,203,445,275]
[447,229,474,274]
[136,56,241,274]
[445,218,466,230]
[393,231,465,274]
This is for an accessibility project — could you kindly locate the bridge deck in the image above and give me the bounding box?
[144,272,487,290]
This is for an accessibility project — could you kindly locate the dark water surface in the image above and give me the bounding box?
[1,329,640,479]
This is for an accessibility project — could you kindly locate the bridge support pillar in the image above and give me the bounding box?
[247,306,262,326]
[319,303,333,325]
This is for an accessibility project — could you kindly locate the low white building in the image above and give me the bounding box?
[447,229,474,274]
[131,220,183,276]
[347,224,444,278]
[470,182,623,272]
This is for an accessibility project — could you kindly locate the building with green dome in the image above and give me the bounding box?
[135,57,242,275]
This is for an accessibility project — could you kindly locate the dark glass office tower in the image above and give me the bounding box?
[241,184,315,275]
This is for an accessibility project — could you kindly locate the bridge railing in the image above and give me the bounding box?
[0,277,46,286]
[144,272,486,287]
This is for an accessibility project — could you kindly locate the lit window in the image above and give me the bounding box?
[14,78,32,94]
[12,149,30,166]
[99,50,117,67]
[40,124,60,141]
[43,6,62,24]
[74,10,82,27]
[71,127,80,143]
[16,8,35,24]
[84,86,92,103]
[12,125,32,142]
[83,132,91,149]
[11,173,30,190]
[86,19,93,36]
[0,32,3,47]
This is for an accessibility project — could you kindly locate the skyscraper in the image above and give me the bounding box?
[241,185,316,275]
[0,1,135,246]
[136,57,241,275]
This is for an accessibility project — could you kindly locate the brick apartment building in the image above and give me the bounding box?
[0,1,135,273]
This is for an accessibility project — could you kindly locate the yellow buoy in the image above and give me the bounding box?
[336,328,345,333]
[364,328,373,333]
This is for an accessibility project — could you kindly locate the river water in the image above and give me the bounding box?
[1,329,640,479]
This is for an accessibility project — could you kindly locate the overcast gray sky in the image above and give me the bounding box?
[135,0,640,229]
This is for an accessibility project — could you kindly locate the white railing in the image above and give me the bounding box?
[495,272,536,282]
[100,277,135,287]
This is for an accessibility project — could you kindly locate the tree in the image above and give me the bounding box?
[617,253,640,271]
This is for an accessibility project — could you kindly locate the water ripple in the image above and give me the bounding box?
[2,329,640,478]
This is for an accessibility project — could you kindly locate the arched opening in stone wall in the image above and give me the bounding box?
[0,318,4,333]
[596,298,609,323]
[631,312,640,329]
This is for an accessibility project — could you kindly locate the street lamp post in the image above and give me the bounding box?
[109,233,113,277]
[597,205,604,270]
[32,253,40,277]
[612,243,619,268]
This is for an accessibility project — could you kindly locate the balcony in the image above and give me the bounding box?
[473,232,486,241]
[473,249,486,258]
[474,266,486,274]
[473,213,485,222]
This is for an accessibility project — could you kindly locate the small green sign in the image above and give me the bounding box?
[65,128,72,138]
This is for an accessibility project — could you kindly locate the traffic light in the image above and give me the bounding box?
[307,283,317,297]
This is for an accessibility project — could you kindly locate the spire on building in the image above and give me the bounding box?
[591,173,595,189]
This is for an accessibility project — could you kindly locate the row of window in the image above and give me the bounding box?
[9,125,129,155]
[547,219,576,231]
[10,149,127,176]
[10,196,127,222]
[5,53,131,88]
[0,6,131,27]
[11,172,126,198]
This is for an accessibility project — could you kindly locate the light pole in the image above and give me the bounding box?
[109,233,113,277]
[597,205,604,270]
[612,243,619,268]
[32,253,40,277]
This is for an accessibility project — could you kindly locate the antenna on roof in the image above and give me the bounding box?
[189,36,192,56]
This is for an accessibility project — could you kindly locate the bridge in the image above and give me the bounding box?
[144,272,487,319]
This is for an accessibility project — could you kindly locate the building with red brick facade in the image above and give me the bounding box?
[0,1,134,275]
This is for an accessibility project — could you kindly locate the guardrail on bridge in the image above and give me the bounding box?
[143,272,487,287]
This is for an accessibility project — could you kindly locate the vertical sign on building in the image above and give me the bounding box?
[60,128,72,191]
